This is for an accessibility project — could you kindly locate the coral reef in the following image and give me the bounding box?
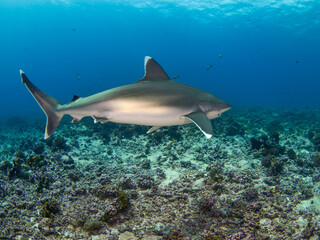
[1,108,320,239]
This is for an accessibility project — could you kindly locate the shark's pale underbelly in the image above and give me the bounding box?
[99,98,191,126]
[107,107,189,126]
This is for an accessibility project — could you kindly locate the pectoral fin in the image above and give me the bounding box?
[184,112,213,139]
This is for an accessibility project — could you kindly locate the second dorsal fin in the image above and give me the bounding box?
[69,95,80,103]
[137,56,171,82]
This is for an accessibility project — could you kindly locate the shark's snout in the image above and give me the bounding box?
[223,103,231,112]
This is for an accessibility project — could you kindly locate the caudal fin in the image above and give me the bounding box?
[20,70,63,139]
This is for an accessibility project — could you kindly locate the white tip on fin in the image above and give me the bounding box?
[184,112,213,139]
[144,56,152,65]
[204,132,213,139]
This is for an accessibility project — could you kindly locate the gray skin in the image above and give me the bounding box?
[20,56,230,139]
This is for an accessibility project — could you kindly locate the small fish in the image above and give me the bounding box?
[20,57,230,139]
[172,75,180,80]
[206,64,213,71]
[218,54,223,58]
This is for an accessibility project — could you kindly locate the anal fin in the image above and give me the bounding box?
[69,95,80,103]
[93,116,109,124]
[147,126,161,133]
[71,117,81,123]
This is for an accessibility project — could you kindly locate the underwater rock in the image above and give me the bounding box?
[152,131,165,142]
[0,160,12,174]
[140,159,151,169]
[60,155,74,165]
[115,190,129,212]
[45,137,54,147]
[53,136,67,151]
[251,133,285,157]
[167,128,182,141]
[266,120,283,134]
[0,185,6,198]
[98,176,111,185]
[198,197,217,213]
[83,219,103,232]
[242,187,259,202]
[89,185,118,200]
[119,125,136,139]
[118,231,139,240]
[180,160,192,168]
[261,155,272,168]
[162,231,185,240]
[300,185,314,200]
[263,177,280,186]
[270,159,284,175]
[120,177,136,190]
[36,175,50,193]
[15,150,26,160]
[27,154,46,169]
[310,133,320,151]
[206,163,225,184]
[250,137,262,150]
[137,175,154,189]
[102,205,118,223]
[262,144,285,157]
[287,149,297,159]
[33,144,44,154]
[225,120,245,136]
[7,157,23,179]
[40,199,60,218]
[38,218,59,237]
[156,168,166,179]
[261,156,284,175]
[66,171,80,182]
[269,130,280,144]
[311,153,320,167]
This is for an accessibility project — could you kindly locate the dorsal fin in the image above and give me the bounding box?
[69,95,80,103]
[137,56,171,82]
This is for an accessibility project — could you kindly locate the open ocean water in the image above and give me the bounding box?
[1,1,320,239]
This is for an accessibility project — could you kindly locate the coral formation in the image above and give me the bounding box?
[53,136,67,151]
[1,108,320,239]
[83,219,103,232]
[33,144,44,154]
[287,148,297,159]
[27,154,46,168]
[40,199,60,218]
[116,190,129,212]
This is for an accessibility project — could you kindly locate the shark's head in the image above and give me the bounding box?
[199,96,231,120]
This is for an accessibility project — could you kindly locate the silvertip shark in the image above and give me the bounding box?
[20,56,231,139]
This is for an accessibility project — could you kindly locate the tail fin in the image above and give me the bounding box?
[20,70,63,139]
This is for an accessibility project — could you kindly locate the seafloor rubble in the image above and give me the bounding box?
[0,107,320,240]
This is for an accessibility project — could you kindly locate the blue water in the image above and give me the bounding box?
[1,0,320,120]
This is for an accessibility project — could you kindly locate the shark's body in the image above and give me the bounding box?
[20,57,230,139]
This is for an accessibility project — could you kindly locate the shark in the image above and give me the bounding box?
[20,56,231,139]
